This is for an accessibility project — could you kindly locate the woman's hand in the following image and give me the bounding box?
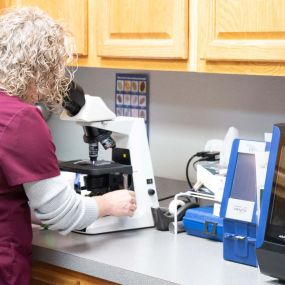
[95,190,137,217]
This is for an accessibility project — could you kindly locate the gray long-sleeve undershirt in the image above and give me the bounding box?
[23,174,99,235]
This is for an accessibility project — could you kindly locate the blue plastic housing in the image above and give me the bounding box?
[220,139,265,267]
[183,206,223,241]
[223,219,257,266]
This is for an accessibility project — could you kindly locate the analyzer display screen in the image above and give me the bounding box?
[230,153,256,202]
[266,136,285,244]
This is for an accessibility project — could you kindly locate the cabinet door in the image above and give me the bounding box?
[31,266,79,285]
[2,0,88,56]
[199,0,285,63]
[96,0,188,59]
[32,262,119,285]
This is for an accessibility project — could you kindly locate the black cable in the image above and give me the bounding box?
[186,151,220,189]
[158,195,175,202]
[185,154,197,189]
[193,157,219,171]
[159,151,220,203]
[158,193,197,203]
[193,158,208,171]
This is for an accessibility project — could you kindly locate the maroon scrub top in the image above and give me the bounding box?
[0,91,60,285]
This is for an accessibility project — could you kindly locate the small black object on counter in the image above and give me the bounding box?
[151,200,198,231]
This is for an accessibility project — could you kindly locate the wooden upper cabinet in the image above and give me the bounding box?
[2,0,88,56]
[197,0,285,75]
[96,0,189,59]
[5,0,285,75]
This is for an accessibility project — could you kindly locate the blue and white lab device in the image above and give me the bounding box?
[257,124,285,280]
[220,139,266,267]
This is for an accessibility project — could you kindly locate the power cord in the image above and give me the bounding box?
[158,193,194,203]
[186,151,219,189]
[158,151,219,202]
[158,194,176,202]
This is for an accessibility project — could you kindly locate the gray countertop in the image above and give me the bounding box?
[31,177,278,284]
[32,225,276,285]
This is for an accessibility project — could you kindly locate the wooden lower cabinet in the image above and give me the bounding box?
[31,262,119,285]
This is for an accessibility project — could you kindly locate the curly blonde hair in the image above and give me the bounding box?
[0,6,76,109]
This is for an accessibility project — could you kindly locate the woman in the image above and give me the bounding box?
[0,6,136,285]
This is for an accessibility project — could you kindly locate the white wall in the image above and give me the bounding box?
[48,67,285,181]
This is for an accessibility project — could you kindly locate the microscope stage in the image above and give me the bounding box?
[59,160,132,175]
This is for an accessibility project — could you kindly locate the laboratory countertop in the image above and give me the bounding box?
[32,177,277,285]
[32,225,277,285]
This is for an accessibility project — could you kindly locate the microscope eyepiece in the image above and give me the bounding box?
[63,81,85,116]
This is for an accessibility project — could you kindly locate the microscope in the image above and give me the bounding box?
[60,81,159,234]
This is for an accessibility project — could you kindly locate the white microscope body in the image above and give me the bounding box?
[61,95,159,234]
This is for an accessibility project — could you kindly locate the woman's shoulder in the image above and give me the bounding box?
[0,92,45,134]
[0,92,39,116]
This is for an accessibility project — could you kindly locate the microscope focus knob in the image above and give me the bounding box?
[148,189,156,196]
